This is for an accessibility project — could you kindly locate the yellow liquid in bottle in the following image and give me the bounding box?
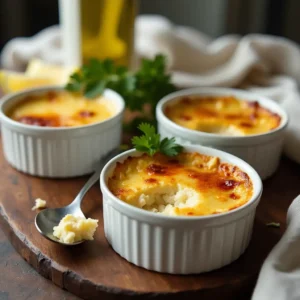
[80,0,137,67]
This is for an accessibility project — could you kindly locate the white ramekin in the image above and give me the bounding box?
[156,87,288,180]
[0,86,125,178]
[100,145,263,274]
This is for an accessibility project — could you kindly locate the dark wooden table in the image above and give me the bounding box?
[0,228,79,300]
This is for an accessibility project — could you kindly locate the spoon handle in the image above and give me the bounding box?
[72,149,120,207]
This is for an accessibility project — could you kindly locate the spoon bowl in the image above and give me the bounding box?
[35,149,119,245]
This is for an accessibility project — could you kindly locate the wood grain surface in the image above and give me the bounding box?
[0,134,299,300]
[0,228,80,300]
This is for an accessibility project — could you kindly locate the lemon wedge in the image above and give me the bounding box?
[0,60,77,94]
[0,71,58,93]
[25,59,76,83]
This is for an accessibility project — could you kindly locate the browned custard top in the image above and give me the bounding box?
[164,95,281,136]
[108,152,253,216]
[8,91,114,127]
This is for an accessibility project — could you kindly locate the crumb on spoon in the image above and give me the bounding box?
[53,214,98,244]
[32,198,47,211]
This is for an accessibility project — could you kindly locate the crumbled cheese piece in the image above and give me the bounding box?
[53,214,98,244]
[32,198,47,211]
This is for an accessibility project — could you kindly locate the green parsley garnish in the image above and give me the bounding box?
[65,55,176,132]
[65,59,136,99]
[266,222,280,228]
[132,123,183,157]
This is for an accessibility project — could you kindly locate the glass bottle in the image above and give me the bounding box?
[59,0,137,68]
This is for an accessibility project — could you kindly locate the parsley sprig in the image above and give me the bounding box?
[132,123,183,157]
[65,55,176,132]
[66,59,136,99]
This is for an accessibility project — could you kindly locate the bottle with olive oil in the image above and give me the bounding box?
[59,0,137,68]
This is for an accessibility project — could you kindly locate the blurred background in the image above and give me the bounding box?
[0,0,299,51]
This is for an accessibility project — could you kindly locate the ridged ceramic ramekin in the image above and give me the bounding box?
[156,88,288,180]
[0,86,125,178]
[100,145,263,274]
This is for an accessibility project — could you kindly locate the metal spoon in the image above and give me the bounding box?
[35,149,119,246]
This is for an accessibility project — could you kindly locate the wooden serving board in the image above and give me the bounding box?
[0,135,299,300]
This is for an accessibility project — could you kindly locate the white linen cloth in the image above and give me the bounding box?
[252,195,300,300]
[1,15,300,300]
[0,25,62,70]
[1,16,300,164]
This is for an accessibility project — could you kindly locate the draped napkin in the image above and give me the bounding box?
[252,195,300,300]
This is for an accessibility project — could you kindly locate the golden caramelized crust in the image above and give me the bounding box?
[164,96,281,136]
[8,91,115,127]
[108,152,253,216]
